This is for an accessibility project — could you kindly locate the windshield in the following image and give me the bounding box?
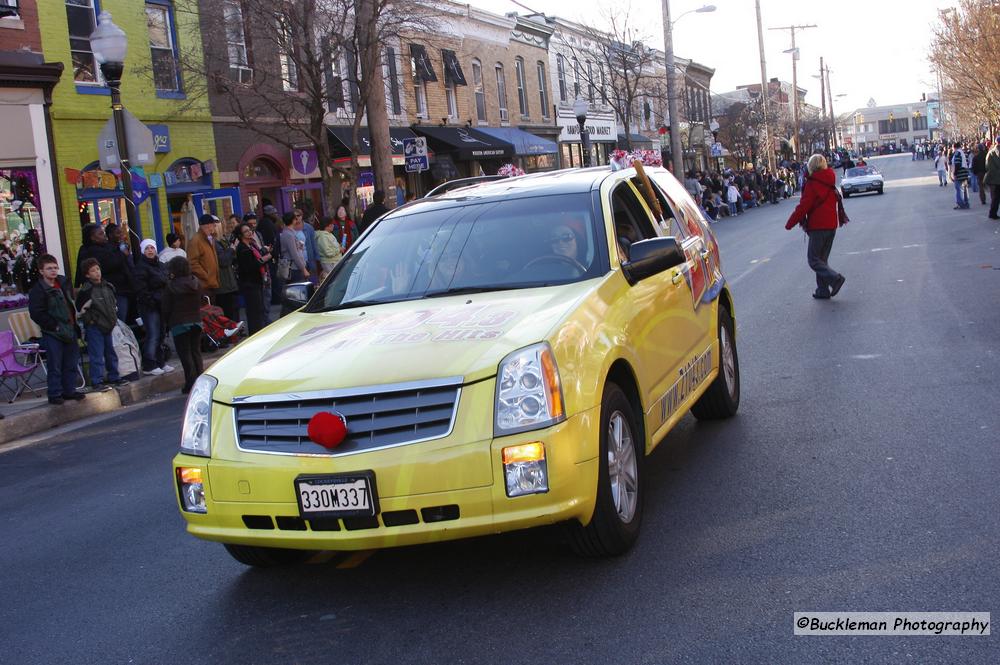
[307,192,605,312]
[846,167,878,177]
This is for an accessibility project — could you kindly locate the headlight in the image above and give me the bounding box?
[180,375,217,457]
[495,342,565,436]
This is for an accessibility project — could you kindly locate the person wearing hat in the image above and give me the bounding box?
[187,213,221,293]
[133,238,175,376]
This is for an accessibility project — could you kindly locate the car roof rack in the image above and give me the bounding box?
[424,175,507,198]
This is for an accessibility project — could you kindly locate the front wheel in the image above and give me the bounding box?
[224,543,312,567]
[568,383,643,557]
[877,187,884,195]
[691,304,740,420]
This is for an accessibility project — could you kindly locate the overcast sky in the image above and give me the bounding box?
[462,0,949,115]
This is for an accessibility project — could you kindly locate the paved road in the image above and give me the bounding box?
[2,155,997,664]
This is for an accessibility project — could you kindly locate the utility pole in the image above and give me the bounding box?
[818,57,828,152]
[754,0,776,174]
[770,24,816,162]
[826,64,837,149]
[662,0,683,177]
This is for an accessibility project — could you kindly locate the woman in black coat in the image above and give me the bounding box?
[133,239,173,375]
[234,223,272,335]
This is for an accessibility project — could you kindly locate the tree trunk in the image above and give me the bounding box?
[356,0,397,210]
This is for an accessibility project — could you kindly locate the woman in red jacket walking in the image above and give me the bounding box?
[785,154,846,299]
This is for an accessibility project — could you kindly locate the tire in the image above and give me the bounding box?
[568,383,643,557]
[877,187,884,195]
[224,543,312,567]
[842,191,850,199]
[691,304,740,420]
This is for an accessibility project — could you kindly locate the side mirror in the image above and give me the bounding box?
[621,237,686,285]
[281,281,314,316]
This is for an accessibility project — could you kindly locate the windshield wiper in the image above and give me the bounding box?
[425,283,547,297]
[313,299,391,312]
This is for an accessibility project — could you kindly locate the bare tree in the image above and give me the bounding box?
[929,0,1000,138]
[169,0,435,214]
[570,9,665,150]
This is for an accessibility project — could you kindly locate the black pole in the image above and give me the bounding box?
[577,115,591,167]
[102,62,142,259]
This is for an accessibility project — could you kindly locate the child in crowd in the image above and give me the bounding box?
[76,257,126,390]
[162,256,204,394]
[27,254,86,405]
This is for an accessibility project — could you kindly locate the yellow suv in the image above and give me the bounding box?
[173,165,739,565]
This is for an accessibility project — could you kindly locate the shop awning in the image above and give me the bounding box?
[412,126,514,161]
[476,127,557,156]
[409,44,437,83]
[617,133,655,148]
[327,126,423,166]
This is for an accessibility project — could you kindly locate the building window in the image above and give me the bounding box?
[472,59,486,122]
[586,60,594,103]
[223,0,251,84]
[0,0,21,19]
[442,49,466,121]
[276,14,298,91]
[411,54,428,118]
[495,63,508,122]
[599,63,607,103]
[536,61,549,117]
[572,56,580,97]
[912,115,928,131]
[146,2,182,93]
[325,50,345,112]
[385,46,401,115]
[556,54,567,103]
[515,57,528,118]
[66,0,99,83]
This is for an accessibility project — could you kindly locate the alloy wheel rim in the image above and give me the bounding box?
[721,325,736,400]
[607,411,638,523]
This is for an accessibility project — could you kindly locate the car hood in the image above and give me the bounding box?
[209,282,598,402]
[843,174,883,185]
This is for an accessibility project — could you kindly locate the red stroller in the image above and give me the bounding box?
[200,297,246,351]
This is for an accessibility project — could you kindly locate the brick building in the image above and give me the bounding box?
[1,0,66,283]
[37,0,218,276]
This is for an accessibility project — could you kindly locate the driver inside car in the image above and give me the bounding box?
[548,224,588,268]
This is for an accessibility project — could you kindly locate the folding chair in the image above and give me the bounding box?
[7,310,85,389]
[0,330,43,402]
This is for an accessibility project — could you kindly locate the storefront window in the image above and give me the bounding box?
[1,168,46,296]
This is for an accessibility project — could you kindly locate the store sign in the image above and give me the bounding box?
[557,110,616,143]
[290,147,319,178]
[148,124,171,153]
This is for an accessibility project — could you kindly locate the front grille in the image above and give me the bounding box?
[240,505,460,532]
[233,378,462,456]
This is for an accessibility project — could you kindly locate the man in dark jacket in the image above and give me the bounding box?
[74,224,134,321]
[359,189,389,234]
[28,255,85,404]
[971,144,988,206]
[258,205,282,304]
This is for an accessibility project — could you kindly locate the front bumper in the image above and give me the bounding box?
[172,387,601,551]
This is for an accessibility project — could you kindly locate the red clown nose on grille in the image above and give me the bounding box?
[307,411,348,449]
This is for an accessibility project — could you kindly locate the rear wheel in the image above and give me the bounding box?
[568,383,643,557]
[224,543,312,567]
[691,304,740,420]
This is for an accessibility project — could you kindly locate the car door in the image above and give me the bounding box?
[606,180,699,429]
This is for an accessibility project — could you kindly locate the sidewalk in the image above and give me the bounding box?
[0,351,223,446]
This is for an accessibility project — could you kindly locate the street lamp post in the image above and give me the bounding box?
[662,2,715,178]
[573,97,592,167]
[90,11,141,259]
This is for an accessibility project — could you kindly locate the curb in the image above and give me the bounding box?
[1,360,217,447]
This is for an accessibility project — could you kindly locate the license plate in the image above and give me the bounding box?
[295,472,379,518]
